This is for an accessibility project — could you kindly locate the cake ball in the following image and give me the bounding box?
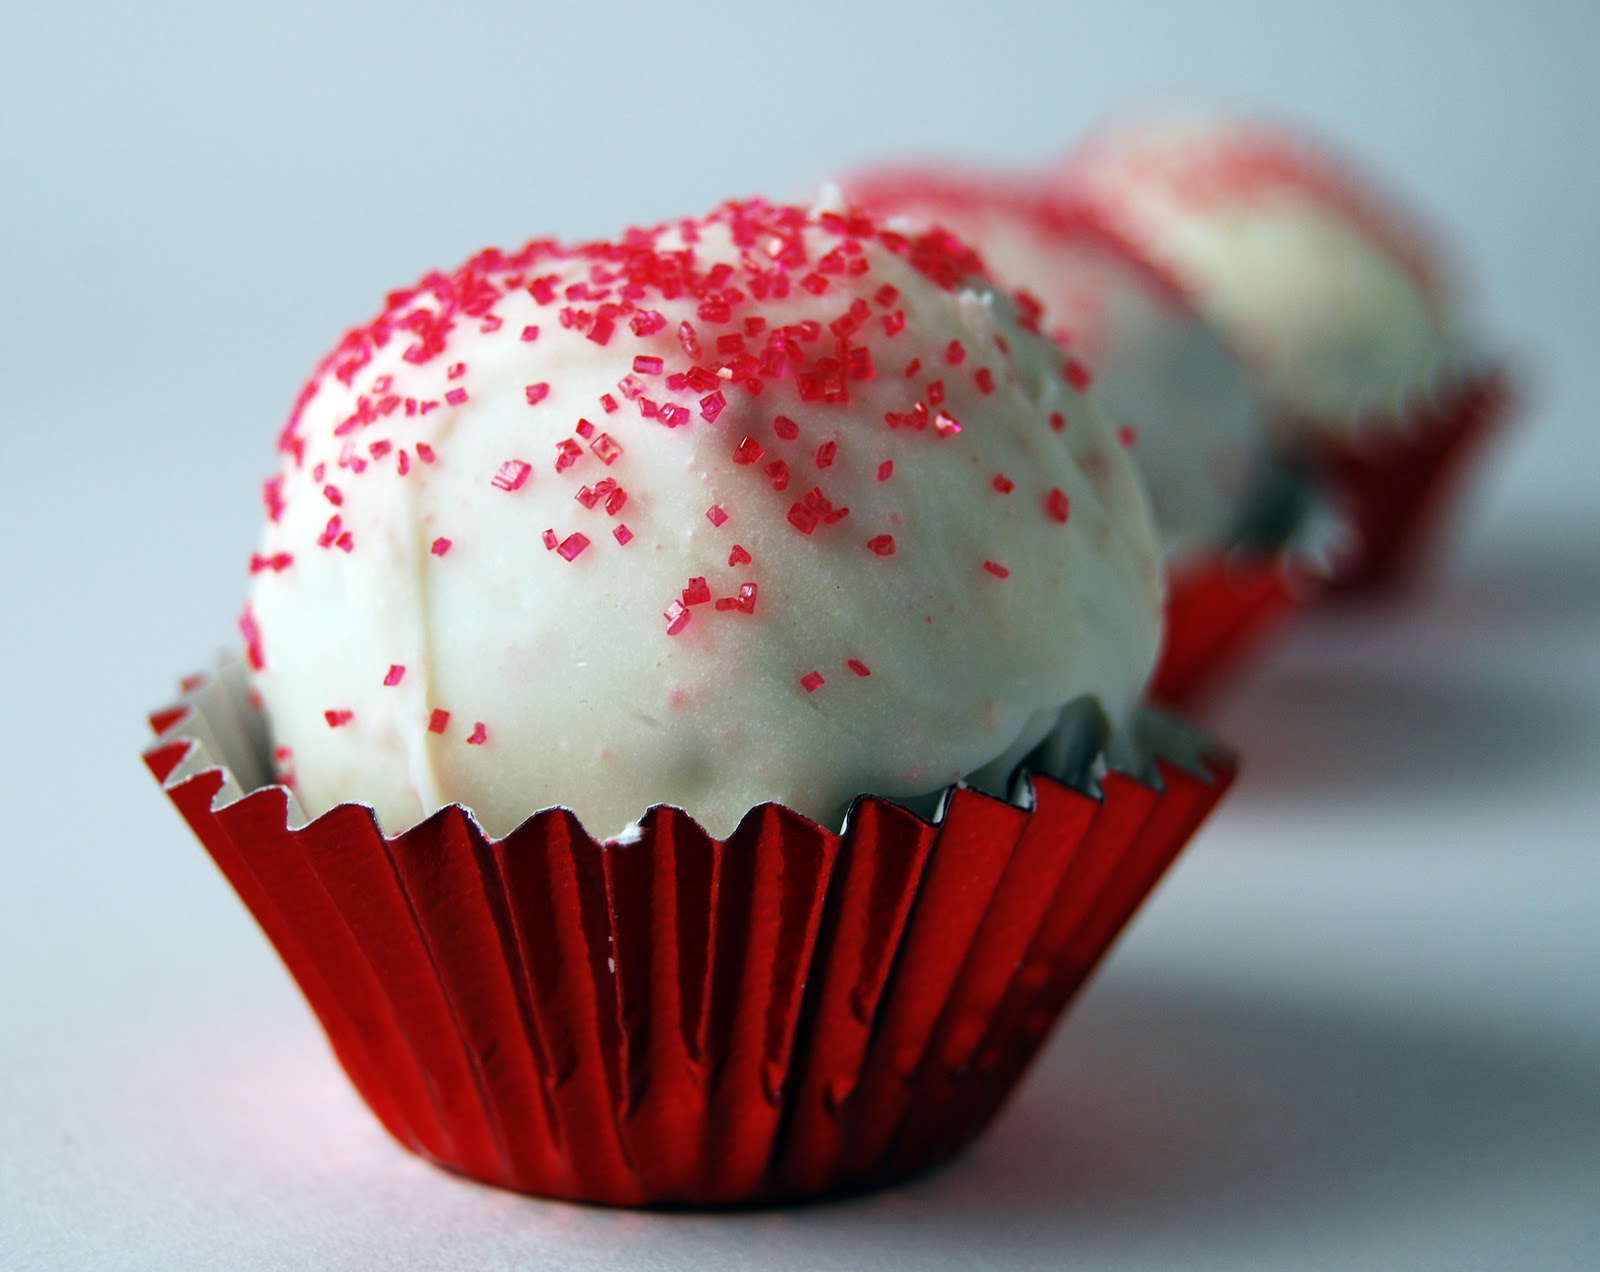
[1055,113,1464,433]
[843,167,1269,560]
[246,196,1162,840]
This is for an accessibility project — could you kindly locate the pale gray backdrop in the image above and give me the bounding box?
[4,2,1598,1268]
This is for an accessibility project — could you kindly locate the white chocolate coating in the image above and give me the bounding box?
[1060,115,1462,434]
[246,199,1162,840]
[844,171,1266,559]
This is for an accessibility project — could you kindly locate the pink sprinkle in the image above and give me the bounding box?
[317,514,343,548]
[600,393,619,414]
[368,440,392,460]
[682,577,712,606]
[659,403,690,427]
[520,325,541,342]
[445,387,469,407]
[1117,424,1139,449]
[557,533,591,561]
[984,560,1011,579]
[542,529,559,550]
[416,442,436,463]
[706,504,729,527]
[492,460,531,491]
[1045,488,1071,523]
[847,659,871,677]
[431,537,452,556]
[555,438,584,472]
[773,415,800,440]
[732,435,765,464]
[700,390,727,422]
[575,418,595,439]
[800,670,825,693]
[664,599,692,635]
[992,474,1015,494]
[877,460,894,482]
[587,316,615,346]
[383,664,405,687]
[396,449,411,475]
[815,440,837,468]
[525,382,550,406]
[591,433,623,464]
[249,552,294,574]
[467,722,489,746]
[447,361,465,380]
[428,709,450,734]
[324,709,353,728]
[613,524,634,545]
[867,534,896,556]
[728,543,752,567]
[678,321,702,358]
[1064,359,1092,391]
[323,483,344,506]
[633,354,664,375]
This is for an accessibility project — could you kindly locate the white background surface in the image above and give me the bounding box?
[3,2,1598,1267]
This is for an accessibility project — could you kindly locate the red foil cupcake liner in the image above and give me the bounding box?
[144,668,1234,1207]
[1304,365,1513,594]
[1150,553,1308,711]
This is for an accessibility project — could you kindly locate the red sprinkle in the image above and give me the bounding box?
[633,354,664,375]
[933,411,961,437]
[706,504,729,527]
[992,474,1015,493]
[323,483,343,506]
[416,442,436,463]
[557,533,591,561]
[428,709,450,734]
[800,670,825,693]
[525,382,550,406]
[445,387,469,407]
[773,415,800,440]
[975,367,995,394]
[492,460,531,491]
[467,722,488,745]
[555,438,584,472]
[575,418,595,438]
[383,664,405,687]
[587,316,615,346]
[591,433,623,464]
[1064,359,1092,391]
[877,460,894,481]
[1049,411,1066,432]
[1045,488,1071,523]
[728,543,752,566]
[847,658,871,677]
[542,529,559,550]
[984,559,1011,579]
[732,435,765,464]
[431,537,452,556]
[815,440,837,468]
[613,524,634,545]
[520,325,540,342]
[664,599,692,635]
[944,340,966,365]
[447,361,465,380]
[682,577,712,605]
[867,534,896,556]
[700,390,727,422]
[324,709,353,728]
[767,459,791,491]
[1117,424,1139,449]
[787,502,820,534]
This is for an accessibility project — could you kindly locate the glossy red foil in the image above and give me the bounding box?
[1306,366,1513,594]
[1151,554,1305,712]
[145,698,1234,1207]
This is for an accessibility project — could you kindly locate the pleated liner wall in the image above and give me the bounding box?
[145,692,1234,1207]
